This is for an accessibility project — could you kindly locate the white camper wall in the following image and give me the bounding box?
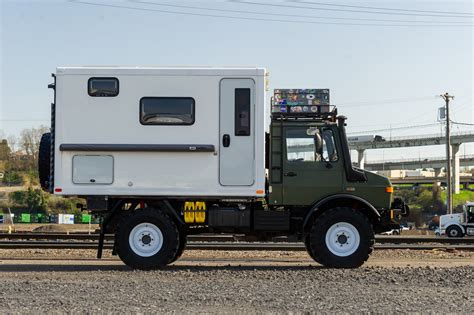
[53,67,266,197]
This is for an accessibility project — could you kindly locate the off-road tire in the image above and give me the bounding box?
[308,207,374,268]
[168,232,187,264]
[116,208,180,270]
[38,132,51,191]
[304,235,321,264]
[446,225,464,238]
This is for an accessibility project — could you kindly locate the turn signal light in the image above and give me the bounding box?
[386,186,394,193]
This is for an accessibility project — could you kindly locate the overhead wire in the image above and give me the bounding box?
[348,122,441,135]
[289,0,473,16]
[338,96,436,107]
[131,0,472,24]
[452,121,474,126]
[231,1,474,19]
[69,1,473,27]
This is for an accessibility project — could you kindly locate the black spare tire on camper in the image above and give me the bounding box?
[38,132,51,191]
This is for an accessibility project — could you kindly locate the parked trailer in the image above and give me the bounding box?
[39,67,408,269]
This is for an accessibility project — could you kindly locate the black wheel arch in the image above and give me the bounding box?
[303,194,381,234]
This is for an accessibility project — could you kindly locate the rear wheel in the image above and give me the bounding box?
[168,232,187,264]
[308,207,374,268]
[116,208,180,270]
[446,225,464,238]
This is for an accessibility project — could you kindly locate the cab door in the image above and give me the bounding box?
[282,126,344,205]
[219,78,255,186]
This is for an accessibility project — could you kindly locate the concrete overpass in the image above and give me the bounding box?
[364,155,474,171]
[348,131,474,151]
[348,131,474,193]
[389,175,474,186]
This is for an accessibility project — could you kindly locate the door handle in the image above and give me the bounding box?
[223,134,230,147]
[284,171,297,177]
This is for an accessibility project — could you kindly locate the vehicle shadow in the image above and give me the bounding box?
[0,262,324,273]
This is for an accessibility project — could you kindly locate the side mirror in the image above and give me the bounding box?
[314,133,323,156]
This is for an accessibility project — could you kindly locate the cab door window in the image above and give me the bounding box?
[286,127,338,163]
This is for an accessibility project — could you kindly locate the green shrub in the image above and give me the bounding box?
[2,171,23,185]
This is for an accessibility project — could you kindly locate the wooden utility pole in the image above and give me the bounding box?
[441,92,454,214]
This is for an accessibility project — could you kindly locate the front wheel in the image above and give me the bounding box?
[116,208,180,270]
[308,207,374,268]
[446,225,464,238]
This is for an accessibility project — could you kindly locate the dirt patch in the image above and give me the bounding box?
[0,223,100,233]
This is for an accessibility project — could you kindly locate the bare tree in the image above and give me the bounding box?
[19,126,49,167]
[7,135,17,153]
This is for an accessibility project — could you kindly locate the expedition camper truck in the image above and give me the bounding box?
[39,67,408,269]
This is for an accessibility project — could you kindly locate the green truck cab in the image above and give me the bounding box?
[264,108,407,268]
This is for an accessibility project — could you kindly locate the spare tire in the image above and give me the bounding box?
[38,132,51,191]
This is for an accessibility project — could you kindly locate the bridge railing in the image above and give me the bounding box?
[365,154,474,165]
[348,131,474,145]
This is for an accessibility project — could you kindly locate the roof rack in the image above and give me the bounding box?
[271,89,336,121]
[271,105,338,121]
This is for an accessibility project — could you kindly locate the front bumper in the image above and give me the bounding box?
[391,197,410,217]
[374,198,409,234]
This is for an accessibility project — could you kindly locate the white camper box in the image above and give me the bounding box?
[53,67,266,198]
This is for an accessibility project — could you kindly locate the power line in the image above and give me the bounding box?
[132,0,472,24]
[338,96,435,107]
[0,119,50,122]
[290,0,474,16]
[452,121,474,126]
[348,122,441,135]
[232,1,474,19]
[69,1,473,27]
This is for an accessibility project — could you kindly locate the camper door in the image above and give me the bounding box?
[219,78,255,186]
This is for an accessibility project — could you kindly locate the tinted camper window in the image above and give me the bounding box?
[140,97,195,125]
[235,88,251,136]
[88,78,119,97]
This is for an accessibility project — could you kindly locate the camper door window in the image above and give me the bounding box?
[235,88,251,136]
[140,97,195,125]
[88,78,119,97]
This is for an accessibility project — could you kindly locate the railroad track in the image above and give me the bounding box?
[0,240,473,251]
[0,233,473,251]
[0,233,473,243]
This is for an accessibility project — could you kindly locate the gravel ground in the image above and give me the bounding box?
[0,249,473,313]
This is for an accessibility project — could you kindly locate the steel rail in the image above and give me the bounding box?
[0,240,473,251]
[0,233,473,244]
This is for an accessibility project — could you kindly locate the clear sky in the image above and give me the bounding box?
[1,0,473,163]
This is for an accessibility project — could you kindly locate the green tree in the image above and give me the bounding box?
[9,190,27,206]
[9,187,49,212]
[25,187,49,212]
[0,139,10,160]
[3,171,23,185]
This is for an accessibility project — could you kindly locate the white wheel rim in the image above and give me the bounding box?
[129,223,163,257]
[325,222,360,257]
